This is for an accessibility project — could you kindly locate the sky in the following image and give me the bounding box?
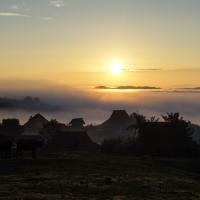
[0,0,200,124]
[0,0,200,85]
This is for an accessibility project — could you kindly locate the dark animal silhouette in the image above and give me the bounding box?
[16,135,45,159]
[0,134,13,159]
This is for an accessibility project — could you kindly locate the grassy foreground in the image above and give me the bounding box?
[0,152,200,200]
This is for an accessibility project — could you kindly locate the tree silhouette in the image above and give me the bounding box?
[130,112,147,125]
[162,112,184,123]
[1,119,23,140]
[147,116,160,122]
[127,112,199,157]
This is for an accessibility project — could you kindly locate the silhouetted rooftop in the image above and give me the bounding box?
[69,118,85,126]
[103,110,131,125]
[23,113,49,132]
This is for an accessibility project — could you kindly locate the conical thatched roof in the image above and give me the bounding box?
[23,113,49,135]
[69,118,85,126]
[102,110,132,126]
[87,110,137,143]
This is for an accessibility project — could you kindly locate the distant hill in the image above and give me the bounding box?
[87,110,137,143]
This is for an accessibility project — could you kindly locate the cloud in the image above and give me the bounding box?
[95,86,161,90]
[10,5,19,10]
[50,0,64,8]
[0,12,31,18]
[0,12,52,21]
[39,16,53,21]
[155,89,200,94]
[133,68,161,71]
[177,87,200,90]
[0,80,200,124]
[123,68,161,72]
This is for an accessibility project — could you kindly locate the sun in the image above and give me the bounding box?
[109,62,122,75]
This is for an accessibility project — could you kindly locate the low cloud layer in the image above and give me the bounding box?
[0,85,200,125]
[0,96,60,112]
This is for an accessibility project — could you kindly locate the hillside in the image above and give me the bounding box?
[0,152,200,199]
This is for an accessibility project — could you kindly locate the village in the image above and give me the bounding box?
[1,110,200,199]
[0,110,200,159]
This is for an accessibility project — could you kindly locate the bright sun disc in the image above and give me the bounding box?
[109,63,122,75]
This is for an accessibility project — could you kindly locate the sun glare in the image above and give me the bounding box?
[109,62,122,75]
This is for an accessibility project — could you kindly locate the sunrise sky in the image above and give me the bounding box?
[1,0,200,124]
[0,0,200,88]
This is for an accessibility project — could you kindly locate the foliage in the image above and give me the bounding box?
[0,118,23,140]
[147,116,160,122]
[130,112,147,124]
[162,112,185,123]
[117,112,199,157]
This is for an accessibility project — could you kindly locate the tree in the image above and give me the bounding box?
[147,116,160,122]
[1,119,23,140]
[130,112,147,125]
[162,112,184,123]
[128,112,159,130]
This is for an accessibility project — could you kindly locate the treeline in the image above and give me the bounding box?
[101,112,200,157]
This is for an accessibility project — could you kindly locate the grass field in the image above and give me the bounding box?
[0,152,200,200]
